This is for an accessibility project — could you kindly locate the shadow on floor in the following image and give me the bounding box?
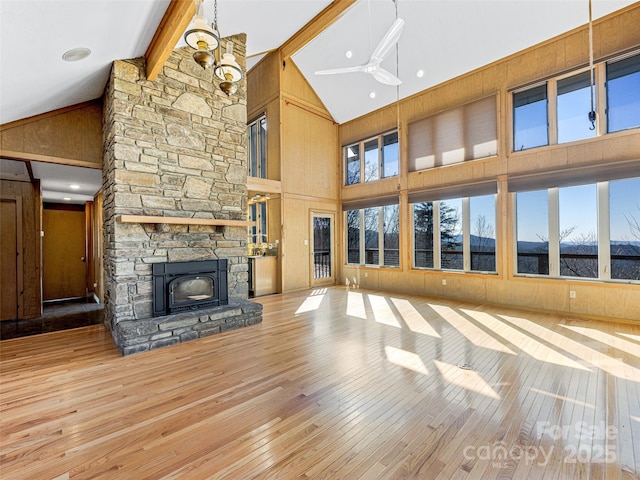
[0,297,104,341]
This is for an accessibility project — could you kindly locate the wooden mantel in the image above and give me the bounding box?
[116,215,253,227]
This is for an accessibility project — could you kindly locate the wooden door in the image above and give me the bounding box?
[43,208,87,300]
[311,212,335,286]
[0,198,21,320]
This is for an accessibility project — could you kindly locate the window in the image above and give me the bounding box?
[607,54,640,133]
[512,52,640,152]
[409,95,497,171]
[514,178,640,282]
[513,84,548,151]
[470,195,497,272]
[440,198,463,270]
[559,184,598,278]
[345,144,360,186]
[516,190,549,275]
[413,202,434,268]
[610,177,640,280]
[248,200,267,252]
[412,192,496,273]
[346,209,361,264]
[248,116,267,178]
[345,202,400,267]
[557,71,596,143]
[383,204,400,267]
[343,130,399,185]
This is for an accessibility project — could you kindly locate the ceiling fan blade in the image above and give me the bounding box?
[315,65,365,76]
[370,18,405,62]
[372,68,402,86]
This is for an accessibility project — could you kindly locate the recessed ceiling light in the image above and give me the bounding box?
[70,184,80,190]
[63,197,71,201]
[62,47,91,62]
[345,50,353,59]
[369,91,376,99]
[416,69,424,78]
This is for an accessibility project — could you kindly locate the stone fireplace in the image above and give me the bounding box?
[102,35,262,355]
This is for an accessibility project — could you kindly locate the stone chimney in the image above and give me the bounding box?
[101,35,260,354]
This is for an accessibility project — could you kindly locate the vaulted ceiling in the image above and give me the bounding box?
[0,0,636,201]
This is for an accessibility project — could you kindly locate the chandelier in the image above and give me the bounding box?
[183,0,244,95]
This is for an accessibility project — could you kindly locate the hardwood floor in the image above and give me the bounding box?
[1,286,638,479]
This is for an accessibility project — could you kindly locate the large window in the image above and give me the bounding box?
[344,131,399,185]
[514,178,640,282]
[248,116,267,178]
[412,192,496,273]
[346,202,399,267]
[512,52,639,151]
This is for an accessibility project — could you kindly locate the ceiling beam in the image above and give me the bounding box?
[279,0,359,60]
[145,0,195,81]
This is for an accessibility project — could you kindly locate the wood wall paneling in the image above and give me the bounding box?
[0,180,42,318]
[0,101,102,168]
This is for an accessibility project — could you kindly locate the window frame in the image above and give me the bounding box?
[248,114,267,178]
[345,203,400,268]
[510,51,640,153]
[411,194,497,274]
[343,129,399,185]
[512,178,640,284]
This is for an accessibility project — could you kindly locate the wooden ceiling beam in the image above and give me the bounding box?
[279,0,358,60]
[145,0,195,81]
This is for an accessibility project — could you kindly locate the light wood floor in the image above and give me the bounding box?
[1,287,639,479]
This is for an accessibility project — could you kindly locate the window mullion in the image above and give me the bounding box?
[549,188,560,276]
[434,202,442,269]
[596,63,607,137]
[359,209,365,266]
[597,182,611,280]
[462,197,471,271]
[548,80,558,145]
[378,206,384,266]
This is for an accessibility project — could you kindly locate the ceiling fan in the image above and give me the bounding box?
[315,17,405,86]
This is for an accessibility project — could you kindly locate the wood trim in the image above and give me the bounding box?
[279,0,358,60]
[145,0,195,81]
[0,150,101,169]
[247,177,282,194]
[116,215,253,227]
[282,96,337,124]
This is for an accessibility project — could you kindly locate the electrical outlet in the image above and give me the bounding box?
[364,272,368,277]
[569,290,576,299]
[442,279,447,286]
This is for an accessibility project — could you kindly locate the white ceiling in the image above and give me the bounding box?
[0,0,636,200]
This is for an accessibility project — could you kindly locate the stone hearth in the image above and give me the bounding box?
[101,35,261,355]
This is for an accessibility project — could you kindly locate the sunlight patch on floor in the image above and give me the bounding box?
[430,304,516,355]
[463,309,590,371]
[346,291,367,319]
[530,387,595,409]
[561,325,640,358]
[385,346,430,375]
[295,289,326,314]
[499,314,640,382]
[369,295,401,328]
[616,332,640,342]
[390,298,441,338]
[434,360,501,400]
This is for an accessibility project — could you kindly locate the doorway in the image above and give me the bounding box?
[43,205,87,301]
[311,212,335,286]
